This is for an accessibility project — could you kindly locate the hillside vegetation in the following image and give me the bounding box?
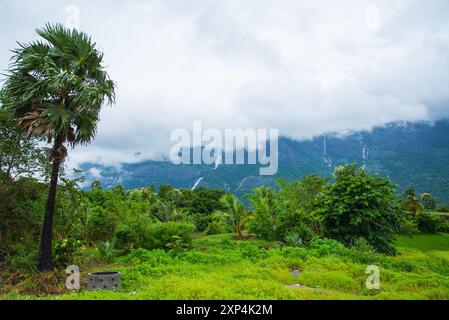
[1,160,449,300]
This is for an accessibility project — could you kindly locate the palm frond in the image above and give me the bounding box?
[1,23,115,150]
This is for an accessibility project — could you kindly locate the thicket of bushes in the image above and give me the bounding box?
[1,163,448,276]
[0,178,225,272]
[245,165,449,256]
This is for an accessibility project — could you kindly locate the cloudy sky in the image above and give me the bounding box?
[1,0,449,168]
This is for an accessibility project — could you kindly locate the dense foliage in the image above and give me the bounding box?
[318,165,403,254]
[247,175,325,243]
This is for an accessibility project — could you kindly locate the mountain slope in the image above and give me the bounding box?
[79,119,449,203]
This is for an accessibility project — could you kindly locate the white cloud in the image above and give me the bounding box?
[1,0,449,168]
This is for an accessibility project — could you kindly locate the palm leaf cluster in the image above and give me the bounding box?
[221,194,251,236]
[0,23,115,160]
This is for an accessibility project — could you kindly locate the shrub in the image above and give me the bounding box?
[115,221,195,251]
[205,220,230,235]
[239,244,269,261]
[5,243,38,274]
[147,222,196,249]
[97,240,116,262]
[437,220,449,233]
[436,205,449,213]
[307,237,382,264]
[53,238,85,268]
[416,212,439,234]
[308,238,347,256]
[114,215,153,250]
[399,219,419,235]
[278,232,304,247]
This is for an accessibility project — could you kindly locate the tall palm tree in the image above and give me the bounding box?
[221,194,250,237]
[0,24,115,271]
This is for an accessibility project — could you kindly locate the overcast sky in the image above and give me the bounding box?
[1,0,449,168]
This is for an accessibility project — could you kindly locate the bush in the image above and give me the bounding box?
[436,205,449,213]
[114,215,153,250]
[4,243,38,274]
[416,212,439,234]
[115,221,195,251]
[307,238,346,256]
[307,237,382,264]
[205,220,230,235]
[437,220,449,233]
[399,219,419,235]
[53,238,85,268]
[278,232,304,247]
[97,240,116,262]
[147,222,196,250]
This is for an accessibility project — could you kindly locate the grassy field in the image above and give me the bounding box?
[396,233,449,252]
[2,233,449,300]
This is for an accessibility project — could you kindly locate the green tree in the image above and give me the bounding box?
[0,109,49,188]
[0,24,115,270]
[247,176,326,242]
[221,194,250,237]
[91,180,102,190]
[402,188,423,218]
[420,193,437,211]
[318,164,402,255]
[277,175,326,235]
[246,187,279,241]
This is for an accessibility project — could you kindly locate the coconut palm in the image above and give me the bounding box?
[221,194,250,237]
[0,24,115,270]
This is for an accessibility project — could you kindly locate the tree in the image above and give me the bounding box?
[0,24,115,270]
[420,193,437,211]
[318,164,402,255]
[246,187,279,241]
[0,108,49,188]
[277,175,327,235]
[402,188,422,217]
[247,176,326,242]
[221,194,250,237]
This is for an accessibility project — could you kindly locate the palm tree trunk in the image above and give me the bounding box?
[37,138,63,271]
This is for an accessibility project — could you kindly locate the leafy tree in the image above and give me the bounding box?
[318,164,402,255]
[0,108,49,188]
[221,194,250,237]
[277,175,326,235]
[0,24,115,270]
[0,108,49,251]
[246,187,279,241]
[420,193,437,211]
[402,188,423,218]
[91,180,102,190]
[247,176,326,242]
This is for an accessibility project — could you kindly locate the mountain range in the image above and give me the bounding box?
[79,119,449,203]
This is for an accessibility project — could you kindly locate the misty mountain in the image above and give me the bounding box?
[79,119,449,203]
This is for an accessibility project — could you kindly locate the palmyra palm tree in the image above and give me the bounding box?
[0,24,115,271]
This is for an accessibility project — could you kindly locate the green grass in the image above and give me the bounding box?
[396,233,449,252]
[2,233,449,300]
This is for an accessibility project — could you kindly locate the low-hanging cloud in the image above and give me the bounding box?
[1,0,449,169]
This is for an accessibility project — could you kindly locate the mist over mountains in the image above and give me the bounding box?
[79,119,449,203]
